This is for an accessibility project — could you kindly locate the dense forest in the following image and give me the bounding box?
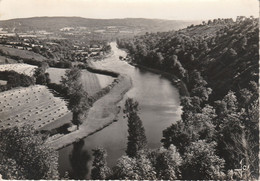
[111,16,259,179]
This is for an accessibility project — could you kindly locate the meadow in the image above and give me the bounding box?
[0,45,47,62]
[47,68,115,96]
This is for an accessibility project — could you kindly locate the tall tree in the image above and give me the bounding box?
[0,125,59,180]
[61,67,90,129]
[61,66,82,95]
[123,98,147,158]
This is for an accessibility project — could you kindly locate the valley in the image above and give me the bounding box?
[0,15,258,180]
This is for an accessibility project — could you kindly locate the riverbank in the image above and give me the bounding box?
[46,65,132,150]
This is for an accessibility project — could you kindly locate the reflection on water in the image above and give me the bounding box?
[58,42,181,179]
[68,140,91,179]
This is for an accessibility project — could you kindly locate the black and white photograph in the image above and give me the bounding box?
[0,0,258,180]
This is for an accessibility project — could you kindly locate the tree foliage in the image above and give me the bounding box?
[33,62,50,85]
[123,98,147,158]
[91,148,111,180]
[61,67,90,128]
[182,140,225,180]
[0,125,59,180]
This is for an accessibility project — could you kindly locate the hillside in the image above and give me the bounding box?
[117,17,258,100]
[0,17,200,33]
[117,16,259,179]
[0,45,47,63]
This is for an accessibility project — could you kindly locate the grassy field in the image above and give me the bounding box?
[80,69,101,96]
[47,68,115,96]
[0,55,18,64]
[0,85,72,131]
[46,68,67,84]
[0,45,47,62]
[0,63,37,76]
[96,73,115,88]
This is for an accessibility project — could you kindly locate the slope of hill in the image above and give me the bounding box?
[0,45,47,63]
[0,17,200,33]
[117,17,259,179]
[117,17,258,100]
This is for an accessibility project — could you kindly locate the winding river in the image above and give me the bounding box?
[58,42,182,179]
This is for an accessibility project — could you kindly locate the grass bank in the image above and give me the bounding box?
[46,66,132,150]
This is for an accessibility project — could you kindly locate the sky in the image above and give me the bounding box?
[0,0,258,21]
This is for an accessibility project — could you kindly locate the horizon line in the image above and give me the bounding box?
[1,15,254,22]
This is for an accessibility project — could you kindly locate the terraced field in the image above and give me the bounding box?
[47,68,115,96]
[0,63,37,76]
[0,85,72,131]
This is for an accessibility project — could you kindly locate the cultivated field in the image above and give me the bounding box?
[80,70,101,95]
[0,45,47,62]
[0,85,72,131]
[47,68,115,96]
[0,63,37,76]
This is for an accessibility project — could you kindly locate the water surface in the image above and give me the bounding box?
[58,42,182,179]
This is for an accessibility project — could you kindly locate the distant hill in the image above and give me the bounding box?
[0,17,200,33]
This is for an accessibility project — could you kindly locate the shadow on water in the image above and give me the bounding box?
[68,140,91,179]
[58,42,181,178]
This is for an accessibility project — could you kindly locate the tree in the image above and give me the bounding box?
[112,152,156,180]
[61,67,90,129]
[61,67,81,93]
[0,125,59,179]
[182,140,225,180]
[123,98,147,158]
[33,62,50,85]
[188,70,207,90]
[69,89,90,129]
[91,148,111,179]
[7,71,35,88]
[155,145,183,180]
[161,121,195,155]
[180,96,202,121]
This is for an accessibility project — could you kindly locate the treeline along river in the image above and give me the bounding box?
[58,42,182,179]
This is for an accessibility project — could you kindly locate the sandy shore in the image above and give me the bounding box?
[47,70,132,150]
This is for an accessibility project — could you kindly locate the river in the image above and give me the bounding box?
[58,42,182,179]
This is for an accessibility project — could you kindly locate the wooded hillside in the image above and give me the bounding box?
[117,16,259,179]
